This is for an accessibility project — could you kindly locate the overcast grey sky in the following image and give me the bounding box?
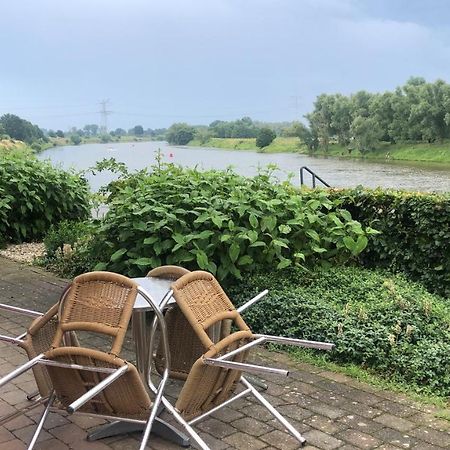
[1,0,450,131]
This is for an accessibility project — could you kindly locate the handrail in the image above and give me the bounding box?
[299,166,330,188]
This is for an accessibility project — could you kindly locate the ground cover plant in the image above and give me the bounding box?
[0,154,90,244]
[87,162,377,280]
[228,266,450,397]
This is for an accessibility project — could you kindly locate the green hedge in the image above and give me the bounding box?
[0,155,90,243]
[91,165,376,280]
[228,266,450,397]
[328,188,450,298]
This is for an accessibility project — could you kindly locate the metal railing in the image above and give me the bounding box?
[299,166,330,188]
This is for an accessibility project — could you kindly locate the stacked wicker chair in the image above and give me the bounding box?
[161,270,335,447]
[0,271,192,450]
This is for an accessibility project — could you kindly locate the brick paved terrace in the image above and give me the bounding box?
[0,258,449,449]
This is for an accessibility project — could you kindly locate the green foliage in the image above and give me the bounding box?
[209,117,258,139]
[132,125,144,136]
[328,188,450,298]
[0,154,90,243]
[166,123,196,145]
[0,114,44,144]
[350,116,383,154]
[89,164,375,279]
[41,219,100,277]
[256,127,276,148]
[228,266,450,396]
[70,134,82,145]
[307,78,450,152]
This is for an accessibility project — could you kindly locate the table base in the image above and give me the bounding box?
[87,417,190,447]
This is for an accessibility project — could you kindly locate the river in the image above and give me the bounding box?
[38,141,450,193]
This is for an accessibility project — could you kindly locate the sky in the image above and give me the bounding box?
[1,0,450,131]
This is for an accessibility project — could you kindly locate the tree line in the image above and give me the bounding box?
[297,77,450,153]
[4,77,450,153]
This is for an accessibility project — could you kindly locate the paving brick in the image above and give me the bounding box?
[408,426,450,448]
[375,400,419,418]
[232,417,272,437]
[302,429,342,450]
[196,418,236,439]
[12,423,52,444]
[260,429,303,449]
[336,429,381,449]
[0,426,15,444]
[307,402,346,420]
[49,423,89,444]
[336,414,384,433]
[373,428,417,449]
[223,431,268,449]
[34,438,70,449]
[0,439,27,450]
[374,413,415,432]
[304,415,346,434]
[408,412,450,432]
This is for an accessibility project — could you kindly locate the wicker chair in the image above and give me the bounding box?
[148,265,204,380]
[0,285,77,425]
[0,271,203,450]
[162,270,335,447]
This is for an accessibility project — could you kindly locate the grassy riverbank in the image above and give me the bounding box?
[189,137,450,163]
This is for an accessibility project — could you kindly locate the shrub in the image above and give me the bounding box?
[90,164,376,279]
[0,155,90,242]
[41,219,101,277]
[328,188,450,298]
[227,266,450,396]
[256,127,276,148]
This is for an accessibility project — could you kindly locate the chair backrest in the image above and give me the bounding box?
[150,266,201,380]
[19,285,78,397]
[45,272,151,418]
[19,303,60,397]
[147,265,190,280]
[51,271,138,357]
[171,271,251,351]
[171,271,253,419]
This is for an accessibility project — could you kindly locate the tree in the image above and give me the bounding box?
[133,125,144,136]
[306,95,336,150]
[56,130,65,138]
[166,123,196,145]
[70,134,82,145]
[83,124,99,137]
[350,116,383,154]
[0,114,44,143]
[291,122,319,152]
[256,127,276,148]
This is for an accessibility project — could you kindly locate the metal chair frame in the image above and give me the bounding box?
[144,278,334,449]
[0,302,61,426]
[0,280,207,450]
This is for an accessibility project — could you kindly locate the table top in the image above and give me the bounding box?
[132,277,175,311]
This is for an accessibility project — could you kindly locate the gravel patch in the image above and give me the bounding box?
[0,242,45,264]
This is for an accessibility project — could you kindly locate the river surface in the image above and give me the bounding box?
[38,141,450,193]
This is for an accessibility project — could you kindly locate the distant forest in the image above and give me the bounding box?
[3,77,450,153]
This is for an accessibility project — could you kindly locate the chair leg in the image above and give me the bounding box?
[0,396,47,426]
[27,390,40,401]
[27,391,55,449]
[161,396,210,450]
[241,377,306,446]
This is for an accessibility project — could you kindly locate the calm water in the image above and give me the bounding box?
[38,141,450,193]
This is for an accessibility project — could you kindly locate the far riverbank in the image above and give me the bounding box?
[189,137,450,164]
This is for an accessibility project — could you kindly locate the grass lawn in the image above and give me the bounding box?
[189,137,450,163]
